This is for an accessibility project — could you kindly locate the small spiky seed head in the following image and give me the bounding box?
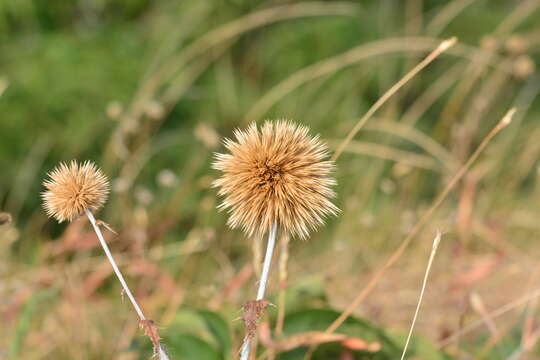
[213,120,339,239]
[42,160,109,222]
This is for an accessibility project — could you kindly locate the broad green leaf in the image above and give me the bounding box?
[168,309,220,348]
[278,308,401,359]
[197,310,232,359]
[284,277,326,312]
[163,334,221,360]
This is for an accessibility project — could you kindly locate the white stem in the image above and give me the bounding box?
[257,223,278,300]
[159,345,171,360]
[240,222,278,360]
[85,209,146,321]
[400,231,442,360]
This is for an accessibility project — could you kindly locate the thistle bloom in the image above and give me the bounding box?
[213,120,338,239]
[42,160,109,222]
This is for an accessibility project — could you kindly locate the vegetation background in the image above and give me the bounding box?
[2,0,540,359]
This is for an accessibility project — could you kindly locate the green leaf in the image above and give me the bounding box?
[278,308,401,359]
[8,289,57,359]
[284,277,326,312]
[163,334,221,360]
[158,309,231,359]
[197,310,232,358]
[275,308,454,359]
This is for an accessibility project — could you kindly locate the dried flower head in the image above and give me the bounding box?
[213,120,338,239]
[42,160,109,222]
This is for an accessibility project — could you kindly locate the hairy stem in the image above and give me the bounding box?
[240,222,278,360]
[85,209,146,320]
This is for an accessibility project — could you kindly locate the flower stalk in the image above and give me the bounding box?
[42,160,169,359]
[212,121,338,359]
[85,209,146,321]
[240,222,278,360]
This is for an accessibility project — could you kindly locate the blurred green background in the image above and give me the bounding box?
[2,0,540,359]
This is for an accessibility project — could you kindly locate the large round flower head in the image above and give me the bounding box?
[42,160,109,222]
[213,120,339,239]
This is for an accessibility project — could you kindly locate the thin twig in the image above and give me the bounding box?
[85,210,170,359]
[327,108,515,333]
[240,222,278,360]
[85,209,146,320]
[400,231,442,360]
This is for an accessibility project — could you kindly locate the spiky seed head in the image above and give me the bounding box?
[213,120,339,239]
[42,160,109,222]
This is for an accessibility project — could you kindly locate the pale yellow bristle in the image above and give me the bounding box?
[212,120,339,239]
[42,160,109,222]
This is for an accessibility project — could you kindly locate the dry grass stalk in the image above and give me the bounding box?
[246,37,458,124]
[305,108,516,359]
[42,160,169,359]
[330,139,441,171]
[400,231,442,360]
[332,37,457,161]
[426,0,478,36]
[107,2,360,163]
[438,287,540,349]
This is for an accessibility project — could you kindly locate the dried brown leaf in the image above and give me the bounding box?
[241,299,273,340]
[258,323,380,352]
[450,254,503,291]
[140,319,162,353]
[96,219,118,235]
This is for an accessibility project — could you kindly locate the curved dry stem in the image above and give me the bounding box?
[327,139,441,171]
[401,62,464,126]
[400,231,442,360]
[438,287,540,348]
[304,108,515,360]
[491,77,540,190]
[107,2,360,163]
[246,37,458,124]
[495,0,540,36]
[426,0,480,36]
[364,122,459,170]
[157,2,360,85]
[328,108,514,332]
[331,37,457,161]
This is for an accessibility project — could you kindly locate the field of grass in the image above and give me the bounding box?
[2,0,540,359]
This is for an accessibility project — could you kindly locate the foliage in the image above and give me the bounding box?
[2,0,540,359]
